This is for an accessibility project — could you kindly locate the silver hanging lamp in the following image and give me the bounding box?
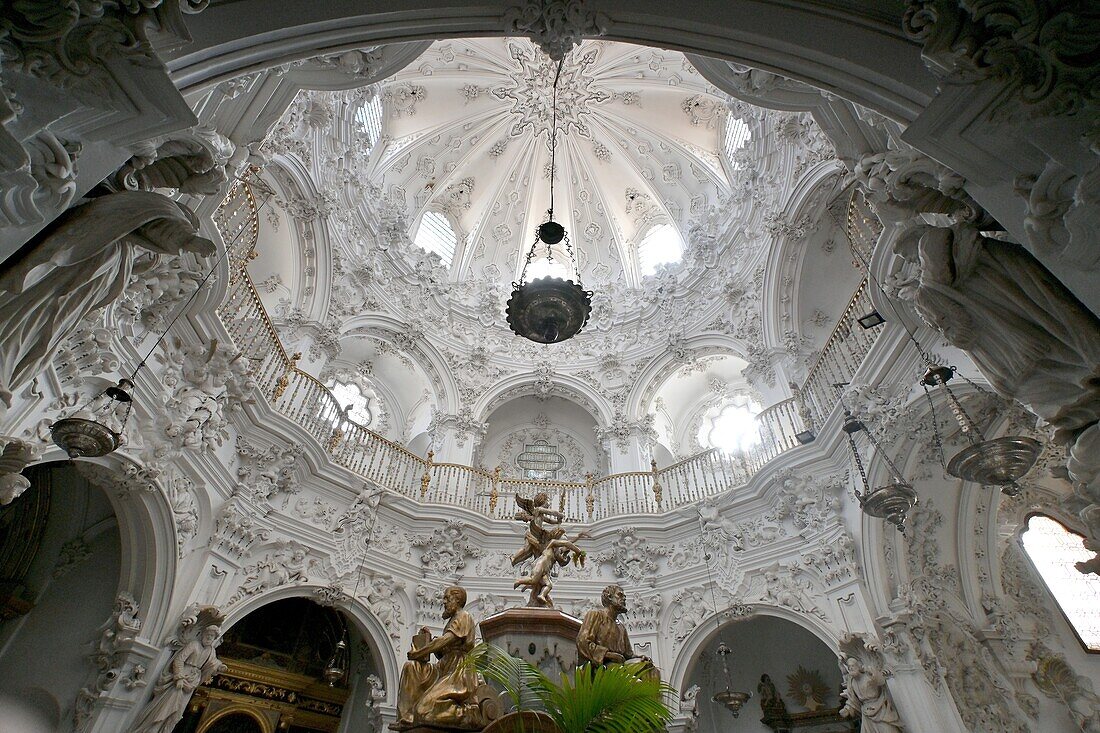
[506,57,592,344]
[698,520,752,718]
[919,365,1039,495]
[842,411,918,532]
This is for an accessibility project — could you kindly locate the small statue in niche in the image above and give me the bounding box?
[391,585,498,731]
[510,493,588,608]
[130,606,226,733]
[576,584,658,679]
[838,634,904,733]
[757,673,788,718]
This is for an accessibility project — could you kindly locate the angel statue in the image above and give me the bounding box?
[130,605,227,733]
[511,493,587,607]
[838,634,905,733]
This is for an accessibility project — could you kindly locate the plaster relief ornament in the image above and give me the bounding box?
[391,585,499,731]
[502,0,609,62]
[155,338,254,455]
[786,665,828,711]
[230,541,311,603]
[74,592,143,730]
[0,191,214,409]
[0,436,36,505]
[130,606,226,733]
[838,634,904,733]
[511,492,588,607]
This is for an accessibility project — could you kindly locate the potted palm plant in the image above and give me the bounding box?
[466,643,675,733]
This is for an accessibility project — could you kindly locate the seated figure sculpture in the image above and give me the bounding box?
[576,584,658,679]
[392,586,496,731]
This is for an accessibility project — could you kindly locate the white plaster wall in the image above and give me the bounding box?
[0,466,121,733]
[477,395,603,479]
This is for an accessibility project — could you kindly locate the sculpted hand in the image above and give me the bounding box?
[605,652,626,663]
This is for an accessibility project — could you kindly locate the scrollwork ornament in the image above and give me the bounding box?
[902,0,1100,121]
[502,0,609,62]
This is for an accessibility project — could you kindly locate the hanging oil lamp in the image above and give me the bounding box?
[50,379,135,458]
[505,57,592,344]
[323,635,349,687]
[842,411,918,532]
[920,365,1040,495]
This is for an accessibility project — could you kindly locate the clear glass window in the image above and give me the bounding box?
[516,440,565,480]
[1020,515,1100,651]
[700,400,762,455]
[414,211,458,265]
[723,116,752,166]
[638,223,683,276]
[331,381,373,426]
[354,95,384,149]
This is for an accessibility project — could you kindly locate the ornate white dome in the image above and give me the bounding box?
[373,38,735,288]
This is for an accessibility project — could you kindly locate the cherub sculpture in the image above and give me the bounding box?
[511,493,587,608]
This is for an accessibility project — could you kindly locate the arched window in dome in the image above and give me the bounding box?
[413,210,458,266]
[354,94,384,150]
[723,115,752,167]
[638,223,683,276]
[699,397,762,455]
[1020,514,1100,651]
[330,381,373,426]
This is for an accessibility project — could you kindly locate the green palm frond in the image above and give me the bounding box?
[465,642,551,712]
[548,662,674,733]
[466,645,675,733]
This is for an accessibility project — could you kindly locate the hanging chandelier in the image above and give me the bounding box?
[50,379,135,458]
[506,57,592,344]
[842,411,918,532]
[697,519,752,718]
[919,365,1039,495]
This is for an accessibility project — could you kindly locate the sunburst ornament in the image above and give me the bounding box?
[786,665,829,711]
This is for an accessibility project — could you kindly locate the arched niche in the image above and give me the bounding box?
[220,584,399,704]
[193,593,392,733]
[0,462,125,732]
[476,395,604,481]
[679,614,844,733]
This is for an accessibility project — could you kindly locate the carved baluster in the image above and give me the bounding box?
[585,472,595,520]
[420,451,433,497]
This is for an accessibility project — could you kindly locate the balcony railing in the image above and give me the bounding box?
[214,181,881,520]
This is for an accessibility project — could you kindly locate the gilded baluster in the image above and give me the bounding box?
[420,450,433,497]
[650,458,663,507]
[585,472,595,520]
[328,426,344,453]
[273,351,301,400]
[489,466,501,515]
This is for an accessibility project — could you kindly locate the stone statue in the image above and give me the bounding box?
[130,608,225,733]
[511,493,588,608]
[0,190,214,408]
[757,673,788,718]
[839,655,904,733]
[576,585,656,678]
[391,585,496,731]
[892,221,1100,445]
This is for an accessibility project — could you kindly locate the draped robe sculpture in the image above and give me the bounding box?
[0,190,214,408]
[576,584,657,679]
[130,615,225,733]
[392,585,495,731]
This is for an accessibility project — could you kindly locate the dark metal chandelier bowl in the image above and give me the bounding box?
[506,274,592,344]
[50,379,134,459]
[505,56,593,344]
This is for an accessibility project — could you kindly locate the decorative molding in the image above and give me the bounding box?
[502,0,609,62]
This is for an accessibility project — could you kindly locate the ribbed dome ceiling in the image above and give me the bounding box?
[372,38,737,287]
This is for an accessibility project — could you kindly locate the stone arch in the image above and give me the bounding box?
[667,603,841,694]
[219,583,400,698]
[168,3,934,124]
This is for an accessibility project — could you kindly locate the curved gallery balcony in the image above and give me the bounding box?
[215,180,884,521]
